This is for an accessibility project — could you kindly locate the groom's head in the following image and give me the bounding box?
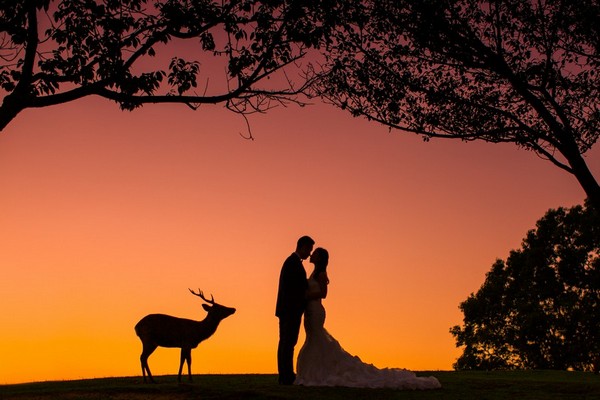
[296,235,315,260]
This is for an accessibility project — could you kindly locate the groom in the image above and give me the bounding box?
[275,235,314,385]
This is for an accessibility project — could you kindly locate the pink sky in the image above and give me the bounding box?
[0,92,597,383]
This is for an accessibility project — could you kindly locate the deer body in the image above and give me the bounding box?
[135,314,221,348]
[135,290,235,383]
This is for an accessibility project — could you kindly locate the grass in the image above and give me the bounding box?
[1,371,600,400]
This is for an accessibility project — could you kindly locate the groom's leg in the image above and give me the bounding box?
[277,315,301,384]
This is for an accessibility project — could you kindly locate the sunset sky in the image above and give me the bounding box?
[0,69,598,383]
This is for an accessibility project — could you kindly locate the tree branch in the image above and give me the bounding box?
[14,1,38,93]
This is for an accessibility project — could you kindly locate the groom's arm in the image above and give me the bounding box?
[281,258,307,309]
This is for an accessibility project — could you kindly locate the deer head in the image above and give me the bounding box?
[189,288,236,319]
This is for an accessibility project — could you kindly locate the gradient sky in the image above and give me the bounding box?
[0,86,597,384]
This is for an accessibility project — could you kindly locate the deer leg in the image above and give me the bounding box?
[178,348,192,383]
[140,343,158,383]
[178,348,186,383]
[186,349,193,382]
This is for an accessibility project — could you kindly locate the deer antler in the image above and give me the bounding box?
[189,288,215,304]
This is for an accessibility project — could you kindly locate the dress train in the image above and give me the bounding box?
[295,281,441,389]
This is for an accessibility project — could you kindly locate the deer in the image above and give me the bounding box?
[134,288,236,383]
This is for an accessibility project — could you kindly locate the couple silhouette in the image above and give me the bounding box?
[275,235,441,389]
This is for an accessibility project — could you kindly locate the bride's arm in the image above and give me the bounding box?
[305,281,322,300]
[315,272,329,299]
[305,272,329,300]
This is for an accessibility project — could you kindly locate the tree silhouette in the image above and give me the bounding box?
[450,202,600,371]
[0,0,339,132]
[317,0,600,208]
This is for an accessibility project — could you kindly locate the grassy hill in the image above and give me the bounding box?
[1,371,599,400]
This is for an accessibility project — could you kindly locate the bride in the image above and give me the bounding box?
[295,248,441,390]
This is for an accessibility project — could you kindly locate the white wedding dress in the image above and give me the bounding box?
[295,278,441,389]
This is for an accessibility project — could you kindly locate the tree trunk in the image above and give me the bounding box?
[566,147,600,210]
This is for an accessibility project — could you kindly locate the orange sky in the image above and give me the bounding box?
[0,92,597,384]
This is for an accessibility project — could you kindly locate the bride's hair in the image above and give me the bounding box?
[313,248,329,281]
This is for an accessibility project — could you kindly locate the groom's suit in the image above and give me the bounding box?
[276,253,308,384]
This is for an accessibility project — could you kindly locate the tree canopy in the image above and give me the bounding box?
[318,0,600,208]
[450,202,600,371]
[3,0,599,207]
[0,0,341,133]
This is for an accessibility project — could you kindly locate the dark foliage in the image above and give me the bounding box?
[450,202,600,371]
[317,0,600,208]
[0,0,343,131]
